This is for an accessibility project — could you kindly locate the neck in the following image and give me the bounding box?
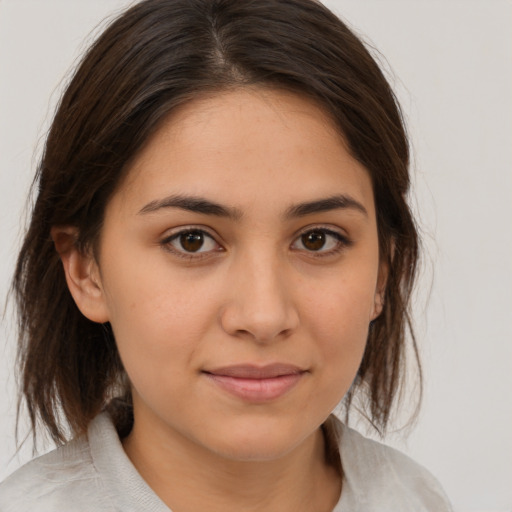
[122,411,341,512]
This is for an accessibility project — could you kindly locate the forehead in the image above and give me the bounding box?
[112,88,375,219]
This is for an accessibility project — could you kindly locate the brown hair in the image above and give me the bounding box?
[13,0,420,445]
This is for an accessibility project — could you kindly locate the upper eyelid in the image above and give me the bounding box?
[294,224,349,239]
[161,224,348,237]
[162,225,219,241]
[160,224,350,246]
[293,229,348,244]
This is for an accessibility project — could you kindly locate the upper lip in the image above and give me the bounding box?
[204,363,306,379]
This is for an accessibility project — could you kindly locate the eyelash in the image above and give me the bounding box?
[160,227,222,261]
[160,225,352,260]
[291,226,352,257]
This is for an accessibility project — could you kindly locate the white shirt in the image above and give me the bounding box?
[0,412,453,511]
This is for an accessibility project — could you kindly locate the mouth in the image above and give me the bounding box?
[202,363,307,402]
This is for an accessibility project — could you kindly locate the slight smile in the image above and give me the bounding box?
[203,364,308,402]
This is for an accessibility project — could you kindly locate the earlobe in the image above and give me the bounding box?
[371,288,385,320]
[371,237,394,321]
[51,226,110,324]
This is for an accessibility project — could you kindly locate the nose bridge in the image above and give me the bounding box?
[220,241,298,342]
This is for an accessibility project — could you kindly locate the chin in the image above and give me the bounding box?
[213,438,301,462]
[202,416,317,462]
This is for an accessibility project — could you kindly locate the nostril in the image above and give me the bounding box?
[220,303,299,343]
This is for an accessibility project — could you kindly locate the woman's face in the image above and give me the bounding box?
[91,88,384,460]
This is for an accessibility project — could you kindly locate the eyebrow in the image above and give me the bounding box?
[138,193,367,219]
[138,194,243,219]
[284,194,368,218]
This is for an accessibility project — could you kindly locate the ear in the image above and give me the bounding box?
[51,226,110,324]
[371,259,389,321]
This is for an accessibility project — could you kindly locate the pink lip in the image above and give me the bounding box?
[203,364,306,402]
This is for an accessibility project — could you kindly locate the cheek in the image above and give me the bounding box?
[100,258,220,381]
[304,273,376,338]
[300,272,376,383]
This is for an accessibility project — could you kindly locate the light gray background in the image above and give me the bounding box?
[1,1,511,511]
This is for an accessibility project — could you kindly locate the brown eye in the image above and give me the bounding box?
[301,231,326,251]
[166,229,220,255]
[180,231,205,252]
[291,228,348,254]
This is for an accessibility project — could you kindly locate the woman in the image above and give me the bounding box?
[0,0,452,510]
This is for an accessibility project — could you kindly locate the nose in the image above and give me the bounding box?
[219,250,299,343]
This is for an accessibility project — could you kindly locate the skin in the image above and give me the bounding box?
[56,88,386,512]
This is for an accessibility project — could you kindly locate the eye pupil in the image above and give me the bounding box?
[302,231,325,251]
[180,231,204,252]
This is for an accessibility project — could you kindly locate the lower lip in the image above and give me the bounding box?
[204,373,304,402]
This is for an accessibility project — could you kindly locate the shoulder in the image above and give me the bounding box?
[0,413,168,512]
[0,425,113,512]
[335,419,453,512]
